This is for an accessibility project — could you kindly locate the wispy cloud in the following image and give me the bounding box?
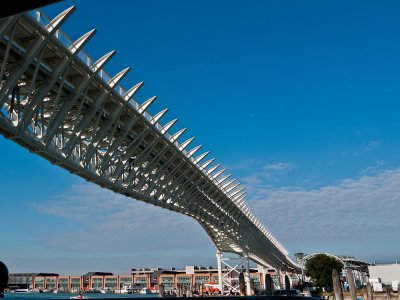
[32,183,215,269]
[227,159,257,171]
[32,166,400,265]
[360,160,386,176]
[243,176,264,186]
[246,168,400,260]
[264,162,294,172]
[228,160,295,190]
[364,140,380,153]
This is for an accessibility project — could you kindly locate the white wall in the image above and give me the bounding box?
[369,264,400,285]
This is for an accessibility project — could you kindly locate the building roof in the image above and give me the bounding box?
[84,272,113,277]
[35,273,59,277]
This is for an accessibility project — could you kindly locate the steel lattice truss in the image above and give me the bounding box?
[0,7,298,270]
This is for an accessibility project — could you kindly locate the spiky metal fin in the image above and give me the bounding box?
[179,137,195,150]
[151,108,168,124]
[217,174,232,185]
[109,67,130,88]
[212,168,226,179]
[124,81,144,101]
[161,118,177,134]
[230,187,245,197]
[222,179,236,189]
[188,145,202,157]
[46,6,76,33]
[92,50,116,72]
[139,96,156,113]
[207,163,220,174]
[226,183,240,193]
[194,151,210,164]
[200,158,215,170]
[70,29,96,53]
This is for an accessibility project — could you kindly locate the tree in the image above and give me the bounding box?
[305,254,343,289]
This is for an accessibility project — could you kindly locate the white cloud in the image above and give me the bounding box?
[246,168,400,260]
[31,167,400,269]
[264,162,294,172]
[364,140,380,153]
[243,176,264,186]
[32,183,216,271]
[235,161,295,190]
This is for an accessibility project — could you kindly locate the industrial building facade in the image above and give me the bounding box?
[7,266,297,293]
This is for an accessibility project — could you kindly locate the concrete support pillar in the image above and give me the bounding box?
[158,284,164,298]
[216,251,223,293]
[177,284,182,297]
[362,286,369,300]
[261,267,266,290]
[367,282,373,300]
[332,269,343,300]
[301,262,305,284]
[346,268,357,300]
[239,272,245,296]
[265,274,273,296]
[244,253,251,296]
[285,275,291,295]
[277,268,282,289]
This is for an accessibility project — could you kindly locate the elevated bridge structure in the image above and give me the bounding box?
[0,7,299,290]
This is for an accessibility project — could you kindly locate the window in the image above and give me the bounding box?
[177,276,191,284]
[160,276,174,291]
[70,278,81,292]
[177,276,192,288]
[46,277,57,289]
[135,277,147,283]
[195,276,209,284]
[251,276,260,283]
[161,277,174,283]
[35,277,44,288]
[119,277,132,288]
[91,277,103,289]
[58,278,69,290]
[105,278,117,290]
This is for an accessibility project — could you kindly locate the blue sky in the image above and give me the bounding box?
[2,0,400,274]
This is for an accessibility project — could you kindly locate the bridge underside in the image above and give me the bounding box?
[0,8,298,271]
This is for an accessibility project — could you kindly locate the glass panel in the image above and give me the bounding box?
[135,277,147,283]
[161,277,174,283]
[177,276,191,283]
[194,276,209,284]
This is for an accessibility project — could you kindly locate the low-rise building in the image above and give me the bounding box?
[7,265,298,293]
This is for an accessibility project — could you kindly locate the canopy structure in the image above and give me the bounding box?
[0,7,299,271]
